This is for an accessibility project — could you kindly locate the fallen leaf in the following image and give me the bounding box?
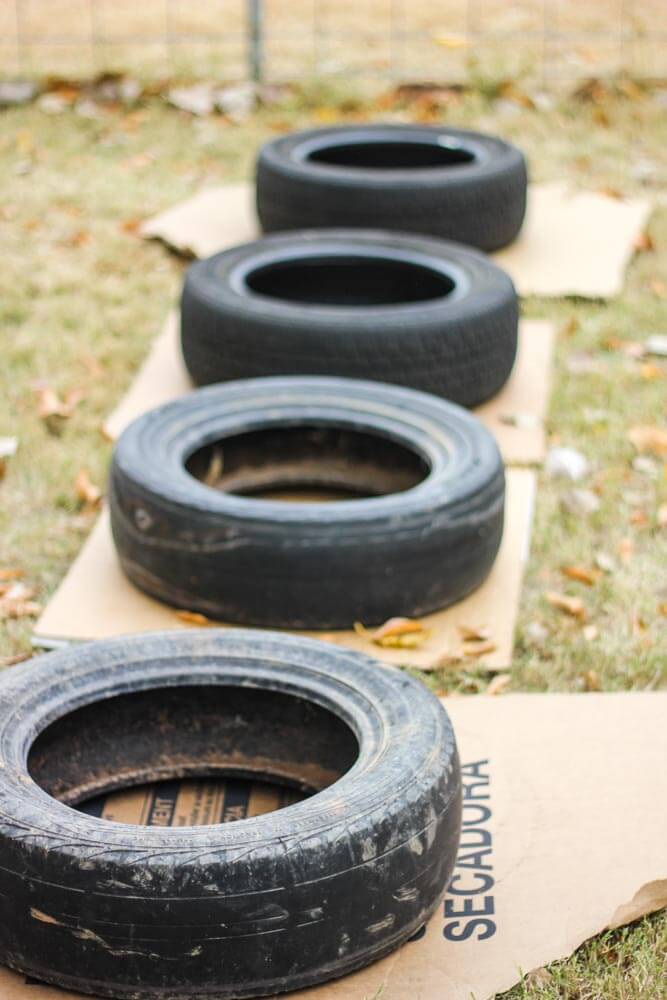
[175,610,213,626]
[628,425,667,456]
[457,624,491,642]
[35,385,83,427]
[562,565,600,586]
[354,617,431,649]
[0,582,41,620]
[583,669,601,691]
[634,231,655,252]
[74,469,102,510]
[0,568,24,581]
[499,412,540,429]
[650,278,666,298]
[658,503,667,528]
[463,640,498,659]
[546,591,587,619]
[486,673,511,696]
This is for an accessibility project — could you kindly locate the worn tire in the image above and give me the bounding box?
[0,629,462,999]
[256,124,527,251]
[181,230,518,409]
[109,376,505,628]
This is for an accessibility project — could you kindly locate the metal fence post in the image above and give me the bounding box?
[247,0,263,83]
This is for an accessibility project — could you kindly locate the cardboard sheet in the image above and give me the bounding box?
[1,692,665,1000]
[103,314,555,467]
[140,180,652,299]
[33,468,535,668]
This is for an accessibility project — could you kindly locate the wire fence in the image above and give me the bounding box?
[1,1,666,86]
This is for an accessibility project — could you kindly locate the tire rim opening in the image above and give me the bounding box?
[306,140,475,170]
[28,685,359,826]
[185,424,430,501]
[244,254,455,306]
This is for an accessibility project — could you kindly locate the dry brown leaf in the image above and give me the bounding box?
[457,623,491,642]
[546,591,587,619]
[0,568,24,581]
[463,640,498,659]
[74,469,102,510]
[583,669,601,691]
[486,673,511,696]
[628,425,667,456]
[354,617,431,649]
[561,565,600,586]
[35,385,83,425]
[658,602,667,617]
[175,609,213,626]
[0,582,41,620]
[634,231,655,253]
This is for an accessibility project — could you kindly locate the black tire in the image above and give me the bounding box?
[181,230,518,409]
[0,629,462,999]
[256,124,527,251]
[109,376,505,629]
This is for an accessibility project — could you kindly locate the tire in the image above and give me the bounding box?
[0,629,462,999]
[181,230,518,409]
[109,376,505,629]
[256,124,527,251]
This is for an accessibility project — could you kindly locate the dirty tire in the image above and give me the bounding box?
[181,230,518,408]
[256,124,527,251]
[109,376,505,628]
[0,629,462,999]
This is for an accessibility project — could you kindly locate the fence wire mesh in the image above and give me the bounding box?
[1,1,666,85]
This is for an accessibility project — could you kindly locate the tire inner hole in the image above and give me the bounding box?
[28,686,359,827]
[245,254,455,306]
[306,140,474,170]
[185,424,430,501]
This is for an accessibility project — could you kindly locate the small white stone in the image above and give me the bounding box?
[546,446,589,482]
[644,334,667,358]
[168,85,215,116]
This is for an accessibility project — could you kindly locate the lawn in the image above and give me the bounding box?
[0,77,665,997]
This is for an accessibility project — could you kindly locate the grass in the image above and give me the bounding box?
[0,78,665,996]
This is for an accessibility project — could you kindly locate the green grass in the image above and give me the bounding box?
[0,80,665,995]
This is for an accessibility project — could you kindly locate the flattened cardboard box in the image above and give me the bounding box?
[33,468,534,668]
[1,692,665,1000]
[103,314,555,467]
[140,180,652,299]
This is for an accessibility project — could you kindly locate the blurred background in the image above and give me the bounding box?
[2,0,665,86]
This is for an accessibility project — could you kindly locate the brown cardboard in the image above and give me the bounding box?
[80,777,304,827]
[33,468,535,665]
[1,692,665,1000]
[103,313,555,467]
[140,180,652,299]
